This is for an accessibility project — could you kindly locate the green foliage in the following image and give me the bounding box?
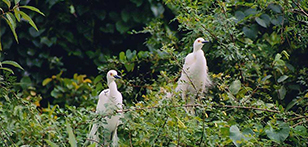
[43,72,95,107]
[1,0,308,146]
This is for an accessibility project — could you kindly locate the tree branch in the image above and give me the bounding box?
[120,103,280,113]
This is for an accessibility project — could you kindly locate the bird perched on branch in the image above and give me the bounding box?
[89,70,122,147]
[176,37,212,114]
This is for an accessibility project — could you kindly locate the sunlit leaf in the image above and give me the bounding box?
[255,17,267,28]
[293,126,307,136]
[4,13,18,43]
[2,0,11,8]
[229,80,241,95]
[277,75,288,83]
[14,8,21,22]
[265,121,290,143]
[2,60,24,70]
[14,0,20,4]
[20,5,45,16]
[229,125,254,147]
[66,122,77,147]
[19,11,39,31]
[42,78,52,86]
[45,140,59,147]
[0,67,14,74]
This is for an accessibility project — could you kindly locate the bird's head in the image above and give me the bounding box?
[107,70,121,83]
[193,37,209,51]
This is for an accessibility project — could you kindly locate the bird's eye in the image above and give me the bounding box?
[110,73,113,76]
[197,40,201,42]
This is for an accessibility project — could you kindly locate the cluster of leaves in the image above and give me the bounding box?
[1,0,170,107]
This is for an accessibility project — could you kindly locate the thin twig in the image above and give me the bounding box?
[292,0,308,17]
[291,119,308,128]
[0,125,16,147]
[129,131,133,147]
[121,103,280,113]
[86,138,104,147]
[288,116,307,122]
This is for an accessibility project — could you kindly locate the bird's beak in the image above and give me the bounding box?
[114,75,121,79]
[202,40,209,44]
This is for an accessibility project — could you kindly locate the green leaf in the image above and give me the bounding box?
[14,0,20,4]
[260,14,271,26]
[268,3,282,13]
[244,8,257,16]
[243,25,257,40]
[278,86,287,100]
[115,21,130,34]
[130,0,143,7]
[14,8,21,22]
[235,11,245,23]
[19,11,38,31]
[20,6,45,16]
[121,9,130,22]
[69,5,75,14]
[87,144,96,147]
[2,0,11,8]
[229,80,241,95]
[124,63,134,72]
[66,122,77,147]
[4,13,18,43]
[265,121,290,143]
[42,78,52,86]
[261,75,272,82]
[0,40,2,51]
[293,126,307,136]
[45,140,59,147]
[285,99,297,111]
[119,51,126,62]
[0,67,14,74]
[2,60,24,70]
[277,75,288,83]
[255,17,267,28]
[229,125,253,147]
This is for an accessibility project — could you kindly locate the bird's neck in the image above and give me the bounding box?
[193,46,202,53]
[108,81,118,96]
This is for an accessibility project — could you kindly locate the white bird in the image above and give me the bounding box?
[89,70,123,147]
[176,37,212,114]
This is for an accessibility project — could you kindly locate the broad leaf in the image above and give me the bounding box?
[66,122,77,147]
[235,11,245,23]
[268,3,282,13]
[277,75,288,83]
[14,8,21,22]
[293,126,307,136]
[0,67,14,74]
[255,17,267,28]
[14,0,20,4]
[229,80,241,95]
[45,140,59,147]
[265,121,290,143]
[278,86,287,100]
[42,78,52,86]
[2,0,11,8]
[20,5,45,16]
[243,25,258,40]
[19,11,38,31]
[229,125,254,147]
[261,75,272,82]
[2,60,24,70]
[4,13,18,43]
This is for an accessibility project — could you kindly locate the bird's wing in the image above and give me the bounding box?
[183,53,195,70]
[96,89,110,112]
